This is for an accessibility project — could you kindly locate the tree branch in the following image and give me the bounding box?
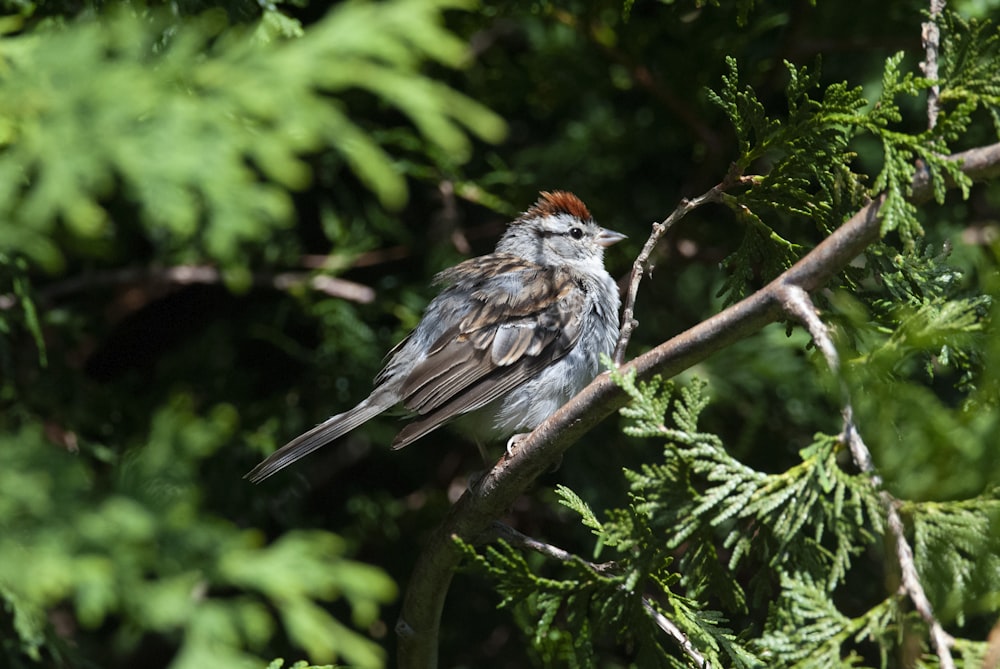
[395,142,1000,669]
[0,263,376,311]
[920,0,946,130]
[775,283,956,669]
[613,167,751,364]
[488,521,617,574]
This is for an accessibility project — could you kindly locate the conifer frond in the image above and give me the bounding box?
[707,11,1000,304]
[938,12,1000,136]
[460,530,759,668]
[844,241,990,397]
[607,373,881,591]
[756,573,899,667]
[910,493,1000,624]
[555,484,605,538]
[860,295,988,373]
[472,350,998,665]
[710,57,870,303]
[608,363,676,438]
[459,541,752,667]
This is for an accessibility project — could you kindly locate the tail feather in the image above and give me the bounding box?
[245,400,387,483]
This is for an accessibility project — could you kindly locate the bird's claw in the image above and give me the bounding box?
[505,433,529,457]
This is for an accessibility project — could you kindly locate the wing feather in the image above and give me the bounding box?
[390,254,587,445]
[391,355,551,449]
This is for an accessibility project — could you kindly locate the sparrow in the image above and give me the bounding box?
[246,191,625,482]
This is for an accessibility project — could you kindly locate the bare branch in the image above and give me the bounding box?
[0,264,376,312]
[642,600,711,669]
[775,284,956,669]
[396,142,1000,669]
[614,170,751,363]
[489,522,617,573]
[884,487,957,666]
[921,0,947,129]
[273,272,375,303]
[843,414,957,667]
[775,284,841,370]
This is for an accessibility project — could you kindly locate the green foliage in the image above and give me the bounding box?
[458,536,757,668]
[0,0,505,272]
[830,241,998,503]
[0,397,395,669]
[855,291,987,377]
[611,374,882,590]
[1,2,503,665]
[754,574,903,668]
[709,56,868,302]
[466,365,1000,666]
[465,379,765,666]
[910,494,1000,624]
[264,661,337,669]
[707,8,1000,304]
[471,134,1000,658]
[832,243,988,399]
[938,12,1000,136]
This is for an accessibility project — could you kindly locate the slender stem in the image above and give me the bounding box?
[775,283,955,669]
[489,522,617,573]
[0,263,376,310]
[921,0,946,129]
[613,169,751,364]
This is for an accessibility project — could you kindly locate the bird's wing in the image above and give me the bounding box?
[390,255,587,448]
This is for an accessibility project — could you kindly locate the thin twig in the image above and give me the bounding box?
[613,171,750,363]
[642,600,710,669]
[844,427,957,669]
[492,522,711,668]
[775,283,955,669]
[490,522,617,573]
[921,0,946,129]
[274,272,375,302]
[0,264,376,311]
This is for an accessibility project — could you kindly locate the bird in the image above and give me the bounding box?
[246,191,625,482]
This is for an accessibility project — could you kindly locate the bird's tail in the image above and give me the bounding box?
[245,400,387,483]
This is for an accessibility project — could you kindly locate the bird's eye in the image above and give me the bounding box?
[569,227,584,239]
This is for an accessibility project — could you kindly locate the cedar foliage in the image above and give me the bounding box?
[1,0,999,667]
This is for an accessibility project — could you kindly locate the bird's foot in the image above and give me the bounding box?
[505,432,530,457]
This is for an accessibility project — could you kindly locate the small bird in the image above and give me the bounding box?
[246,191,625,482]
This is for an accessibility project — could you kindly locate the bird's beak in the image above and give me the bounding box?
[597,227,627,248]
